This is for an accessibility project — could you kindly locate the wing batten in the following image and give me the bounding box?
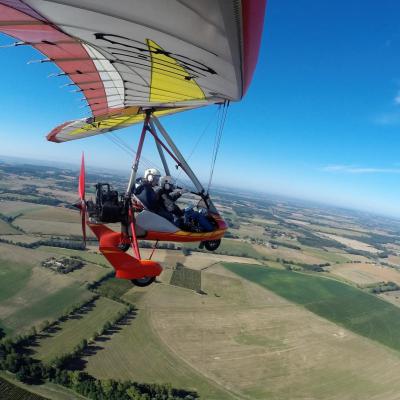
[1,0,266,143]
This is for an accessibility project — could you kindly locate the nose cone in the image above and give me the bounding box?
[73,201,83,210]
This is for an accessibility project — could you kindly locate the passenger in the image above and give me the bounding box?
[155,176,184,225]
[155,176,214,232]
[134,168,161,211]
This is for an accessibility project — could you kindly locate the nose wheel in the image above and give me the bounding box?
[131,276,156,287]
[202,239,221,251]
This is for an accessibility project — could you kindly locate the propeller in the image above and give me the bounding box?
[78,152,87,246]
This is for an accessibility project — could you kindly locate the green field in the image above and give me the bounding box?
[0,247,96,336]
[225,263,400,352]
[35,297,126,363]
[0,259,33,302]
[2,285,94,336]
[95,277,133,298]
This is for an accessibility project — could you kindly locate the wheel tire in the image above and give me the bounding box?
[131,276,156,287]
[204,239,221,251]
[118,242,130,252]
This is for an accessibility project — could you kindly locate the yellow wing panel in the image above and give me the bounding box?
[148,39,205,103]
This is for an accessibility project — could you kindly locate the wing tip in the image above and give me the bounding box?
[46,121,71,143]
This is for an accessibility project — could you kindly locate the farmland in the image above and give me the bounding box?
[3,160,400,399]
[83,265,400,400]
[225,263,400,352]
[34,297,126,363]
[0,376,47,399]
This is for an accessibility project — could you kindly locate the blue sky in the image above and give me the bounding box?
[1,0,400,217]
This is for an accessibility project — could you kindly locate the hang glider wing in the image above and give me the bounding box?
[0,0,266,142]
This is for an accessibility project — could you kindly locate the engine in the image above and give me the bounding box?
[89,183,126,223]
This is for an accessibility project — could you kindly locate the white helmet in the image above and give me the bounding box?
[160,175,174,190]
[144,168,161,185]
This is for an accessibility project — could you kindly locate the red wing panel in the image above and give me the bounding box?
[0,1,108,117]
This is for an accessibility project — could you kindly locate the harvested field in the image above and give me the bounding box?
[235,223,265,238]
[84,265,400,400]
[139,248,262,271]
[184,251,262,270]
[254,244,325,264]
[378,290,400,307]
[0,200,45,217]
[317,232,379,253]
[386,255,400,267]
[35,297,126,363]
[330,262,400,286]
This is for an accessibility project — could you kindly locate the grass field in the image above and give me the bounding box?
[0,234,40,244]
[0,244,94,336]
[2,284,93,336]
[82,266,400,400]
[35,297,126,363]
[13,219,83,236]
[95,277,133,298]
[0,259,33,302]
[225,263,400,352]
[18,207,78,223]
[0,220,20,235]
[84,301,233,400]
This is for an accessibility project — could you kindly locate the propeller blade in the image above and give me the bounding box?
[81,202,87,247]
[78,152,85,201]
[78,152,87,247]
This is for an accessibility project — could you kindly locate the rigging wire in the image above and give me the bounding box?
[105,131,190,189]
[207,101,229,193]
[175,107,219,183]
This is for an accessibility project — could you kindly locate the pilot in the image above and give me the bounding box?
[134,168,161,211]
[155,175,184,225]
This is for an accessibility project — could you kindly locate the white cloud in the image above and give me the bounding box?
[322,165,400,174]
[373,111,400,125]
